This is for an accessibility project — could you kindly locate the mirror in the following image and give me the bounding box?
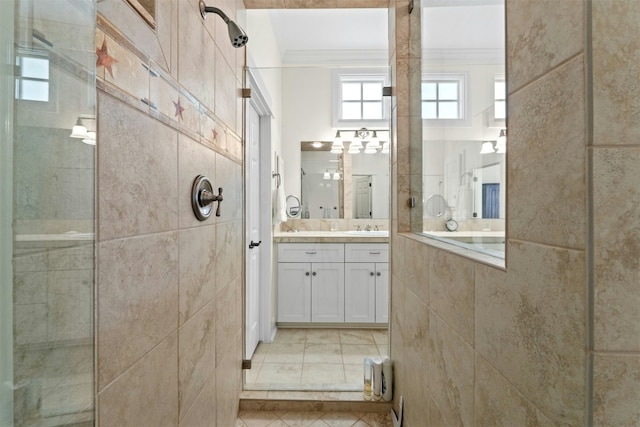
[285,195,301,218]
[300,140,389,219]
[423,141,505,221]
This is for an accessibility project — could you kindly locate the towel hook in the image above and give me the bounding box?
[191,175,223,221]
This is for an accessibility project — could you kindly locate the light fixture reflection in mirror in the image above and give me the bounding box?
[301,139,390,219]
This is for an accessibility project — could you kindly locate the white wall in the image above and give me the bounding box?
[281,67,336,198]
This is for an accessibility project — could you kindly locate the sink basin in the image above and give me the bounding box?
[344,230,389,236]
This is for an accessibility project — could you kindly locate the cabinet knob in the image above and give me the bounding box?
[305,272,310,276]
[370,272,375,276]
[376,272,381,276]
[312,272,317,276]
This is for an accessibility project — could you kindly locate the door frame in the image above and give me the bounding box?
[244,67,275,358]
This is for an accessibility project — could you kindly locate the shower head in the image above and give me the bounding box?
[199,0,249,48]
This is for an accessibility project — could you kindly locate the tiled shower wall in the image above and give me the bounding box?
[95,0,244,425]
[390,0,640,425]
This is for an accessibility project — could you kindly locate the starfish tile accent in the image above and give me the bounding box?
[96,38,117,78]
[173,98,185,121]
[212,128,218,141]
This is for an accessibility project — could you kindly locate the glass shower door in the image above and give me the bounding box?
[2,1,96,425]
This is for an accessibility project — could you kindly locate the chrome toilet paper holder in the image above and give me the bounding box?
[191,175,223,221]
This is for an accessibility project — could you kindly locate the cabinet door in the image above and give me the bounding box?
[375,263,389,323]
[311,262,345,322]
[277,263,311,322]
[344,263,376,323]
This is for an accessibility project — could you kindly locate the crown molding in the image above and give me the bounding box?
[422,48,504,65]
[281,49,389,66]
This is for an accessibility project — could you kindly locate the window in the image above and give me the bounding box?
[421,74,468,124]
[421,80,460,119]
[15,55,50,102]
[332,70,389,128]
[494,76,506,120]
[341,80,384,120]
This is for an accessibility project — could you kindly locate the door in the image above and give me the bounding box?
[344,263,376,322]
[311,262,345,322]
[482,183,500,219]
[245,102,261,358]
[375,263,389,323]
[277,263,312,322]
[354,175,372,219]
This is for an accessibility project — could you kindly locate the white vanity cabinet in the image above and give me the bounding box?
[277,242,388,324]
[277,244,345,323]
[344,244,389,323]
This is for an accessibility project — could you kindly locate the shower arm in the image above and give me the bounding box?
[199,1,231,23]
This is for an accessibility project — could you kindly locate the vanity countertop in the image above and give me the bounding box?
[423,230,504,238]
[274,230,389,243]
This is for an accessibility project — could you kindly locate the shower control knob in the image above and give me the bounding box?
[192,176,224,220]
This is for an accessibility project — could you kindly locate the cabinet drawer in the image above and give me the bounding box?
[278,243,344,263]
[345,243,389,263]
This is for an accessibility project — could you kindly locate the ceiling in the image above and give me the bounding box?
[266,4,504,63]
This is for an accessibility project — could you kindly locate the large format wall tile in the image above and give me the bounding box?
[98,93,178,240]
[401,288,429,427]
[475,356,554,426]
[178,0,216,110]
[476,241,585,425]
[178,300,216,420]
[506,0,583,92]
[98,232,179,388]
[430,249,475,346]
[214,45,239,132]
[401,236,430,305]
[178,133,217,230]
[216,153,243,222]
[98,333,178,427]
[179,377,216,427]
[593,353,640,426]
[215,221,242,294]
[216,331,242,427]
[592,0,640,146]
[593,148,640,351]
[216,277,241,367]
[429,314,474,427]
[507,56,586,249]
[178,225,217,324]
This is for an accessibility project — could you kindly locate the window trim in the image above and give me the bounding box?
[421,72,470,127]
[332,69,390,129]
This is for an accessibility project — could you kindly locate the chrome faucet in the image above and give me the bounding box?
[375,225,379,231]
[365,224,371,231]
[356,225,361,231]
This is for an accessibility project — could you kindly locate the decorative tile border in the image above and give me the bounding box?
[96,16,243,165]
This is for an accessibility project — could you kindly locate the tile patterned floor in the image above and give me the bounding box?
[236,410,393,427]
[246,328,389,391]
